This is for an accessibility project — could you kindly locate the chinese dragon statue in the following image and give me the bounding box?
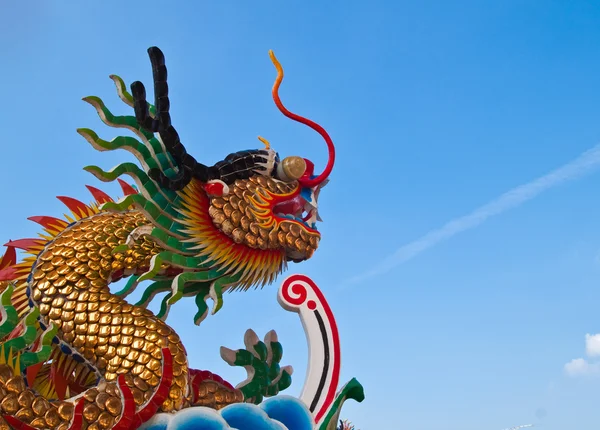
[0,47,363,430]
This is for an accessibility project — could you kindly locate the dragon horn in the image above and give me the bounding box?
[269,50,336,188]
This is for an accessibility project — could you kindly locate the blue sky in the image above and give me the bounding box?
[3,1,600,429]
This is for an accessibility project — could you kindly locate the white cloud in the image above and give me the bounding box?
[564,358,600,376]
[346,144,600,286]
[563,334,600,377]
[585,333,600,357]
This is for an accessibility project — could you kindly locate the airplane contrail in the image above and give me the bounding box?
[346,143,600,286]
[502,425,534,430]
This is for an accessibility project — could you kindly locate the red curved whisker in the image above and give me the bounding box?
[269,51,335,188]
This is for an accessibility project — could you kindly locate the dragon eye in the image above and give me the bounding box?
[277,156,307,182]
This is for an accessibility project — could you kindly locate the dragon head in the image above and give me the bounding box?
[205,51,334,264]
[120,47,334,289]
[208,171,326,263]
[81,47,334,318]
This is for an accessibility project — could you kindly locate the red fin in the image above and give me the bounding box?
[111,375,136,430]
[85,185,113,204]
[3,415,39,430]
[26,362,44,388]
[50,359,69,401]
[0,267,18,281]
[66,398,85,430]
[4,239,43,251]
[27,216,68,230]
[117,179,137,196]
[56,196,90,218]
[0,246,16,269]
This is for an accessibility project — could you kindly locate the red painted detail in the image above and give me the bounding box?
[85,185,113,204]
[164,267,185,276]
[271,71,336,188]
[65,398,85,430]
[281,280,308,306]
[203,181,226,196]
[189,370,202,403]
[117,179,137,196]
[27,216,68,230]
[129,348,173,429]
[265,185,319,235]
[111,375,136,430]
[189,368,236,403]
[3,415,39,430]
[280,274,341,423]
[4,239,43,251]
[307,300,317,310]
[75,369,88,387]
[50,360,69,401]
[0,246,16,269]
[6,322,25,340]
[0,266,18,282]
[67,377,90,397]
[305,276,341,423]
[0,245,17,280]
[48,354,91,399]
[30,335,42,352]
[272,195,304,217]
[109,269,125,284]
[299,159,316,187]
[56,196,89,218]
[26,362,44,388]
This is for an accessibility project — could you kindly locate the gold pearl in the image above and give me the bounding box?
[280,156,306,181]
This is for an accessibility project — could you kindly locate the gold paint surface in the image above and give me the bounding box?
[1,170,308,428]
[25,211,191,424]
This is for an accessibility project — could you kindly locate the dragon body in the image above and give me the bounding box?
[0,47,334,430]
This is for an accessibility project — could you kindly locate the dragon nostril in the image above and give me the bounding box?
[277,156,306,182]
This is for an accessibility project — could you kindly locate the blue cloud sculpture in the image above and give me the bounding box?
[139,396,315,430]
